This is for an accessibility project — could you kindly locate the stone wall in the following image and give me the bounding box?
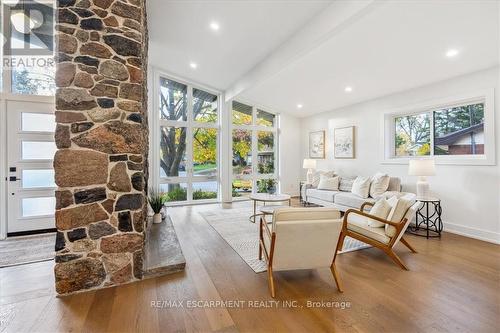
[54,0,148,295]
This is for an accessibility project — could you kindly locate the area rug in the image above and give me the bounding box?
[0,233,55,268]
[199,204,370,273]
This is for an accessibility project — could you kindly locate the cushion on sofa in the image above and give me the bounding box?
[381,191,404,199]
[317,175,339,190]
[339,176,355,192]
[347,213,391,244]
[334,192,375,208]
[370,173,390,198]
[351,176,371,198]
[387,177,401,192]
[306,188,338,202]
[311,170,335,187]
[368,198,392,227]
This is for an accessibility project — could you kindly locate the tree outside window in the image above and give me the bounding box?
[394,101,485,157]
[395,113,430,156]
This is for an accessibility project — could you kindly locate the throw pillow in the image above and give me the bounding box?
[339,176,356,192]
[368,198,392,227]
[351,176,371,198]
[370,172,390,198]
[317,175,340,191]
[312,170,335,187]
[385,197,412,237]
[386,195,398,207]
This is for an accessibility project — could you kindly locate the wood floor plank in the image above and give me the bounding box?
[0,200,498,333]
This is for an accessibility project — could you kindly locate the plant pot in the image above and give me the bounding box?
[153,213,162,224]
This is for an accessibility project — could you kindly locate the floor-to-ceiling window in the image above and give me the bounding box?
[157,76,220,204]
[232,101,278,199]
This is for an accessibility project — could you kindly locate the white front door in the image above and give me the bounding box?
[6,99,56,234]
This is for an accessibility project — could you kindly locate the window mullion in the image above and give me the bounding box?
[429,111,435,156]
[187,86,193,201]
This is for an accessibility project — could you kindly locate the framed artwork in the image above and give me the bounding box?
[309,131,325,159]
[334,126,355,159]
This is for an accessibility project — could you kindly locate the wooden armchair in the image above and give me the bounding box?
[334,200,420,270]
[259,207,343,297]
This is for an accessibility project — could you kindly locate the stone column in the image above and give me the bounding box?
[54,0,148,295]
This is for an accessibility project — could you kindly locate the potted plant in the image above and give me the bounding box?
[148,188,166,224]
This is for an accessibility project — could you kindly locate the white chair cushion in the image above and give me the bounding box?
[270,208,342,270]
[334,192,375,208]
[317,175,340,191]
[370,173,390,198]
[347,213,391,244]
[385,197,413,237]
[351,176,371,198]
[306,188,338,202]
[368,198,392,227]
[273,207,340,223]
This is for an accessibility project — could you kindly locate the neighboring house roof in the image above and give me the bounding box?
[434,123,484,145]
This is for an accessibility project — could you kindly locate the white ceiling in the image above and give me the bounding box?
[147,0,332,91]
[148,1,499,117]
[240,0,499,117]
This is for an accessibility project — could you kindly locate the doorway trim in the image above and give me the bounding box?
[0,93,54,239]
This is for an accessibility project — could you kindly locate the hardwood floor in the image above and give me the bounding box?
[1,200,499,332]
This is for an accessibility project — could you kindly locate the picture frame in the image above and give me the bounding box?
[309,130,325,159]
[334,126,355,159]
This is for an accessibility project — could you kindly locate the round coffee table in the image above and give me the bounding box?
[249,193,291,223]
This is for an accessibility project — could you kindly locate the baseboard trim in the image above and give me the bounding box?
[443,222,500,245]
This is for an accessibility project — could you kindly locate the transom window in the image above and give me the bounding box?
[1,0,56,96]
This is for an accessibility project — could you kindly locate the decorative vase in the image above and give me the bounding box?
[153,213,162,224]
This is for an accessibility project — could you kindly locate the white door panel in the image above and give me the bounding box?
[6,100,56,234]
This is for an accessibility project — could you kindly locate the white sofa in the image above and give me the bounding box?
[302,176,415,211]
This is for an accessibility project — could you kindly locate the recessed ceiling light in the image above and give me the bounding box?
[189,62,198,69]
[446,49,459,58]
[209,21,220,31]
[344,86,353,93]
[297,104,303,109]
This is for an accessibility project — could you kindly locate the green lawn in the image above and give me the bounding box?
[193,163,216,171]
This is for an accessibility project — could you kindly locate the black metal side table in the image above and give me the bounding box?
[299,181,307,206]
[408,197,443,238]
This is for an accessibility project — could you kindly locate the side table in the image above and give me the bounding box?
[408,197,443,238]
[299,181,307,206]
[249,193,291,223]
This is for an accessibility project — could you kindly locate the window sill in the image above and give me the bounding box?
[382,156,496,166]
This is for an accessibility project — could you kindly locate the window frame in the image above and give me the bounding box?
[151,68,222,206]
[230,99,280,201]
[382,89,495,166]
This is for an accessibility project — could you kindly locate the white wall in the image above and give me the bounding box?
[299,67,500,243]
[279,113,302,196]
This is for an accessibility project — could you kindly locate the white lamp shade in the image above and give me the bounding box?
[303,159,317,169]
[408,159,435,176]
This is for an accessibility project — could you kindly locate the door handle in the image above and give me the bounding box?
[9,176,21,181]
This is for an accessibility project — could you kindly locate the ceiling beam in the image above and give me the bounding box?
[224,0,380,102]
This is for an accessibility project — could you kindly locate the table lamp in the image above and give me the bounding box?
[303,159,317,184]
[408,159,435,198]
